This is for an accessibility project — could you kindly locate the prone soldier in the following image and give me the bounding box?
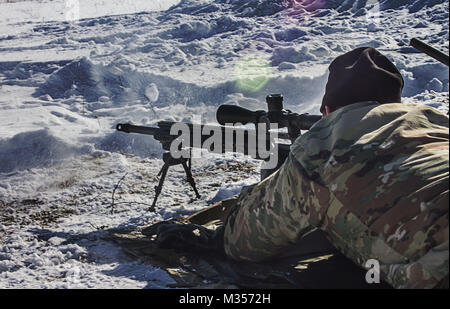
[146,47,449,289]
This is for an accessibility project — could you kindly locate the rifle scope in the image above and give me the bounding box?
[216,94,322,131]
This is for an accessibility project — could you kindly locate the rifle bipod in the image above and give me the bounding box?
[149,152,201,212]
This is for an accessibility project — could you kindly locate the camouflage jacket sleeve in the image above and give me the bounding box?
[224,101,449,289]
[223,150,328,262]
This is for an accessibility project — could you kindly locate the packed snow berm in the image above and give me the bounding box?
[0,0,448,288]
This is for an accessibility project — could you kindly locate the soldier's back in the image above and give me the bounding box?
[291,101,449,288]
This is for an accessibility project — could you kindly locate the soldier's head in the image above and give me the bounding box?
[320,47,404,116]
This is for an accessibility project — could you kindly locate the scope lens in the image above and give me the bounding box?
[266,94,283,112]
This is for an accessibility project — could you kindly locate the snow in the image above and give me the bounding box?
[0,0,448,289]
[0,0,180,24]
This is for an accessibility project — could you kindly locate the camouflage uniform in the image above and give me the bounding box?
[223,101,449,289]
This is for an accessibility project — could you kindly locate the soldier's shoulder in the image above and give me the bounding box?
[290,101,381,155]
[289,101,448,167]
[294,102,447,148]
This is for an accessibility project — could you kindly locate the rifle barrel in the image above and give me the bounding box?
[410,38,449,67]
[116,123,158,135]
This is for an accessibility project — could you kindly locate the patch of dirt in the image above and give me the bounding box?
[0,198,76,227]
[28,207,76,226]
[193,161,258,178]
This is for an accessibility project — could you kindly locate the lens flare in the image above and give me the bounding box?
[235,55,272,93]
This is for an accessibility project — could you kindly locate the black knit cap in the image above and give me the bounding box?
[320,47,404,114]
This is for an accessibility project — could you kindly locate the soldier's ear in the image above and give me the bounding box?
[324,105,332,116]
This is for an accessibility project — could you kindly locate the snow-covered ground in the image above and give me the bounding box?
[0,0,448,288]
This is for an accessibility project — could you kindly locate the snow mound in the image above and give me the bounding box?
[0,130,90,173]
[217,0,285,17]
[168,0,285,17]
[161,15,251,42]
[34,57,221,107]
[318,0,447,13]
[271,46,316,66]
[397,62,449,97]
[34,58,123,103]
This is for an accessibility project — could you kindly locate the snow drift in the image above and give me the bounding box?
[0,129,90,173]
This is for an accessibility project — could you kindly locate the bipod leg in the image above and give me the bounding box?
[150,162,170,212]
[181,158,201,199]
